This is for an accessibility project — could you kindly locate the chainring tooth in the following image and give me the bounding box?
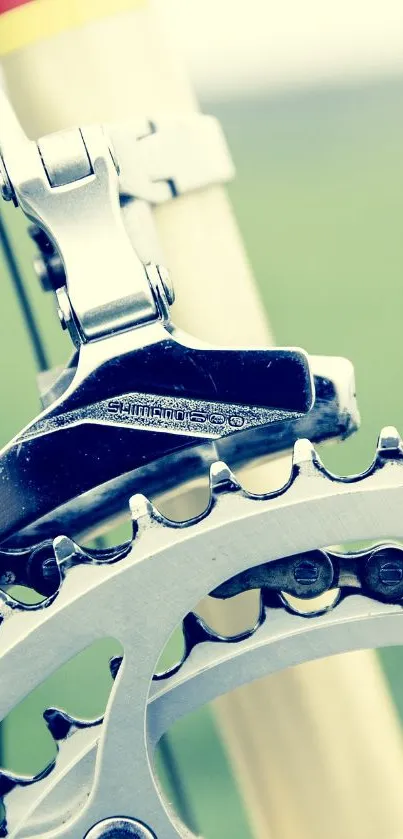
[376,425,403,460]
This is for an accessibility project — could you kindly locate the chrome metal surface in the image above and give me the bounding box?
[14,353,356,547]
[0,315,313,545]
[0,91,319,555]
[1,120,159,342]
[1,431,403,837]
[37,129,93,188]
[0,92,336,553]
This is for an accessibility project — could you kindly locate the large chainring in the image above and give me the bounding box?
[1,429,403,837]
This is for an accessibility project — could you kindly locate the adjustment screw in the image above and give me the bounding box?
[85,817,156,838]
[293,559,319,586]
[379,562,403,586]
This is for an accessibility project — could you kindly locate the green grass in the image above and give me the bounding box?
[212,77,403,474]
[1,75,403,837]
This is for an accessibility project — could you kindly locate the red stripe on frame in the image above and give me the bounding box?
[0,0,33,14]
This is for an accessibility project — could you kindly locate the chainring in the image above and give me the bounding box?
[1,429,403,837]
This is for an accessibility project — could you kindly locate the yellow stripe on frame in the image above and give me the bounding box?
[0,0,147,56]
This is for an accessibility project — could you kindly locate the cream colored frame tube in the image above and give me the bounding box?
[3,2,403,837]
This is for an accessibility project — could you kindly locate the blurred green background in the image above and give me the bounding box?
[1,76,403,837]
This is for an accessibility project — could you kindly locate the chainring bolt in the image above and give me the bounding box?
[85,817,156,838]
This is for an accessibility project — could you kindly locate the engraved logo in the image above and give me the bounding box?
[107,400,245,430]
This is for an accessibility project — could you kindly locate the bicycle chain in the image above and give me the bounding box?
[2,525,402,615]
